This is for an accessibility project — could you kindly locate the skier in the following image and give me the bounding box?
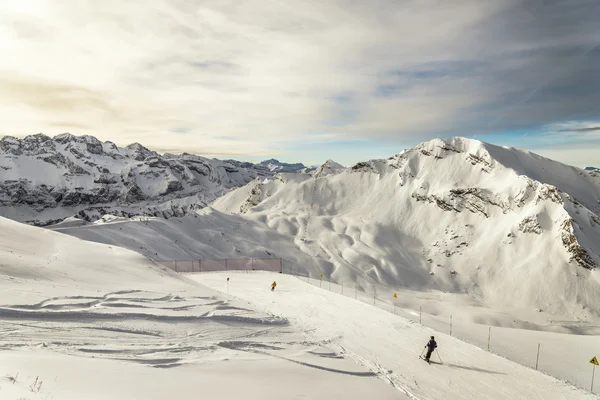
[423,336,437,363]
[271,281,277,291]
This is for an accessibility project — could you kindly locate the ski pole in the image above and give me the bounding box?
[436,349,443,363]
[420,348,426,358]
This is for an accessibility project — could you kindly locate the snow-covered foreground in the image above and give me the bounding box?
[194,272,598,400]
[1,214,599,399]
[49,212,600,390]
[0,216,400,399]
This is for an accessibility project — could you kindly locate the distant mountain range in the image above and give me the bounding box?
[0,133,313,225]
[259,158,317,173]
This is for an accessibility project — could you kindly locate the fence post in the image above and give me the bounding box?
[449,315,452,336]
[419,306,422,324]
[373,287,376,305]
[175,260,178,273]
[535,343,540,370]
[280,258,283,274]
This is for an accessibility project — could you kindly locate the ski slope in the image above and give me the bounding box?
[0,215,598,399]
[0,216,401,399]
[194,272,598,400]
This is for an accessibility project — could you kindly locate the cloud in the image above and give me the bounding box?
[0,0,599,159]
[549,121,600,135]
[539,120,600,143]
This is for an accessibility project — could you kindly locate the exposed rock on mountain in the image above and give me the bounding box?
[0,133,273,225]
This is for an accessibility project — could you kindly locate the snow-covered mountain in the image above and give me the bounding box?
[0,133,276,225]
[259,158,316,173]
[53,137,600,324]
[311,159,345,177]
[211,137,600,316]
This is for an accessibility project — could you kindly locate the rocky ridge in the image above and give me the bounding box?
[0,133,275,225]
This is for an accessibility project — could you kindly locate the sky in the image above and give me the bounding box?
[0,0,599,167]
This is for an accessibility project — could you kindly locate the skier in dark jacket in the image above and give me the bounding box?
[424,336,437,363]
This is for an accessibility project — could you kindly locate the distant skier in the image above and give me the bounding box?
[271,281,277,292]
[423,336,437,363]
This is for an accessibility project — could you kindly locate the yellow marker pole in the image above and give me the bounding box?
[535,343,540,370]
[393,293,397,314]
[320,273,323,288]
[591,357,599,392]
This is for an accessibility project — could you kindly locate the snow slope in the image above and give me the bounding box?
[2,215,598,398]
[0,133,274,225]
[0,217,402,399]
[195,272,598,400]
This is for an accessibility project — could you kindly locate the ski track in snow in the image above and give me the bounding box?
[194,272,600,400]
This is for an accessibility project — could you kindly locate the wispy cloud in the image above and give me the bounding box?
[0,1,599,162]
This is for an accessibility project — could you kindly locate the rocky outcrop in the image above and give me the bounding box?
[350,161,376,174]
[411,187,510,217]
[560,218,597,270]
[240,183,264,214]
[518,215,542,234]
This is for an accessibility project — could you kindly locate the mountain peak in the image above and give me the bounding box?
[126,142,158,161]
[311,159,345,177]
[126,142,151,152]
[53,133,78,143]
[24,133,52,142]
[259,158,313,173]
[260,158,280,164]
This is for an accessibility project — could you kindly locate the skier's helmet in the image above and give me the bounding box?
[430,336,434,339]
